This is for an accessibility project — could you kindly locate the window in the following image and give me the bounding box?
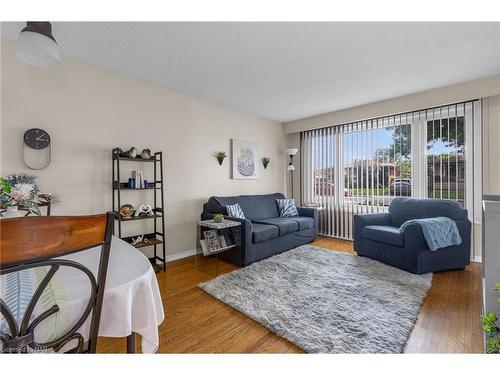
[301,100,480,239]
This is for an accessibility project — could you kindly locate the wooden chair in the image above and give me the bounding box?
[0,212,114,353]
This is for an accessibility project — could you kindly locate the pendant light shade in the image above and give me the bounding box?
[16,22,60,69]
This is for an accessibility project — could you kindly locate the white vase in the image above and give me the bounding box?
[1,206,25,219]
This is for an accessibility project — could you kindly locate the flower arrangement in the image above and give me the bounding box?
[0,174,53,216]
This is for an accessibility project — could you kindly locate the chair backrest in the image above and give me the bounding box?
[389,198,469,227]
[0,212,114,353]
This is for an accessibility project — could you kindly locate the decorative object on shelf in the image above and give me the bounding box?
[213,213,224,223]
[141,149,152,159]
[262,157,270,169]
[112,147,166,271]
[131,235,144,246]
[135,204,154,217]
[16,22,61,69]
[23,128,51,170]
[231,139,259,179]
[481,281,500,353]
[121,147,138,159]
[119,204,134,218]
[286,148,298,198]
[214,151,227,166]
[0,174,53,217]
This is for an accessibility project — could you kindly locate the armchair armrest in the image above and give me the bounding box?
[354,212,392,227]
[399,223,428,250]
[353,212,392,247]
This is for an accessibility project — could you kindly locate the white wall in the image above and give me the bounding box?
[0,38,286,258]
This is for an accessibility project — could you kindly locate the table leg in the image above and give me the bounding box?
[127,332,138,353]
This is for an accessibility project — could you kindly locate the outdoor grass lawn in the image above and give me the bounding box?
[347,188,464,200]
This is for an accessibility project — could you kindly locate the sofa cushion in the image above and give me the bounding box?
[211,193,284,220]
[361,225,404,247]
[288,216,315,231]
[252,223,279,243]
[253,218,299,236]
[226,203,245,219]
[276,199,299,217]
[389,198,468,227]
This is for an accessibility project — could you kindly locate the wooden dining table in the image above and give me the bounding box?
[0,236,164,353]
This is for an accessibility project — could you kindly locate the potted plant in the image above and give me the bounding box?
[214,151,227,166]
[482,281,500,353]
[0,174,53,218]
[262,157,270,169]
[213,213,224,223]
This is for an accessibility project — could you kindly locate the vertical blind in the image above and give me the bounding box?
[300,100,480,240]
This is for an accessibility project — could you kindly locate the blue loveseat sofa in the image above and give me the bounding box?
[201,193,318,266]
[354,198,471,274]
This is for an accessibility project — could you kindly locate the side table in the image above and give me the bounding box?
[197,219,242,276]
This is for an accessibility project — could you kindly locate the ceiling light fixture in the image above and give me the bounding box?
[16,22,61,69]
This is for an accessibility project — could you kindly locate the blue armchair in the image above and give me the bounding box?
[354,198,471,274]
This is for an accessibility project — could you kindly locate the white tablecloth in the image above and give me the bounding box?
[1,236,165,353]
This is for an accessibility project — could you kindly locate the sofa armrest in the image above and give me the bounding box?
[296,206,316,218]
[353,213,392,249]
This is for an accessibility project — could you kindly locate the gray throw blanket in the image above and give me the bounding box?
[399,217,462,251]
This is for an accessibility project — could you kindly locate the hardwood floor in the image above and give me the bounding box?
[96,237,484,353]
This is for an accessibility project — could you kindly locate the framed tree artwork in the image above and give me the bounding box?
[231,139,259,179]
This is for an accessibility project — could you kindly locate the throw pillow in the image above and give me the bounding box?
[226,203,245,219]
[276,199,299,217]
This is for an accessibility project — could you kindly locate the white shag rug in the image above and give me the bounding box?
[199,245,432,353]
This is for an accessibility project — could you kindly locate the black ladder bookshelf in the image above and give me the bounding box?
[112,147,166,272]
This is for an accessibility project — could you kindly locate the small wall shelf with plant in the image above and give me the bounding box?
[214,151,227,166]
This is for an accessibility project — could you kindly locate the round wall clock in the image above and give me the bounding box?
[23,128,52,169]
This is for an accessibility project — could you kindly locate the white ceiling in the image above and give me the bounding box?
[2,22,500,123]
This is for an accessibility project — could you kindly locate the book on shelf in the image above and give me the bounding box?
[131,170,145,188]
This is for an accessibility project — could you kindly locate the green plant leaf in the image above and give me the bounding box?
[486,337,500,354]
[494,281,500,291]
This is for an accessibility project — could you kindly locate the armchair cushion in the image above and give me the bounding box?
[361,225,404,247]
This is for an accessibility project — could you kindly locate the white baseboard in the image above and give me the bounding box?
[166,248,201,263]
[473,255,482,263]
